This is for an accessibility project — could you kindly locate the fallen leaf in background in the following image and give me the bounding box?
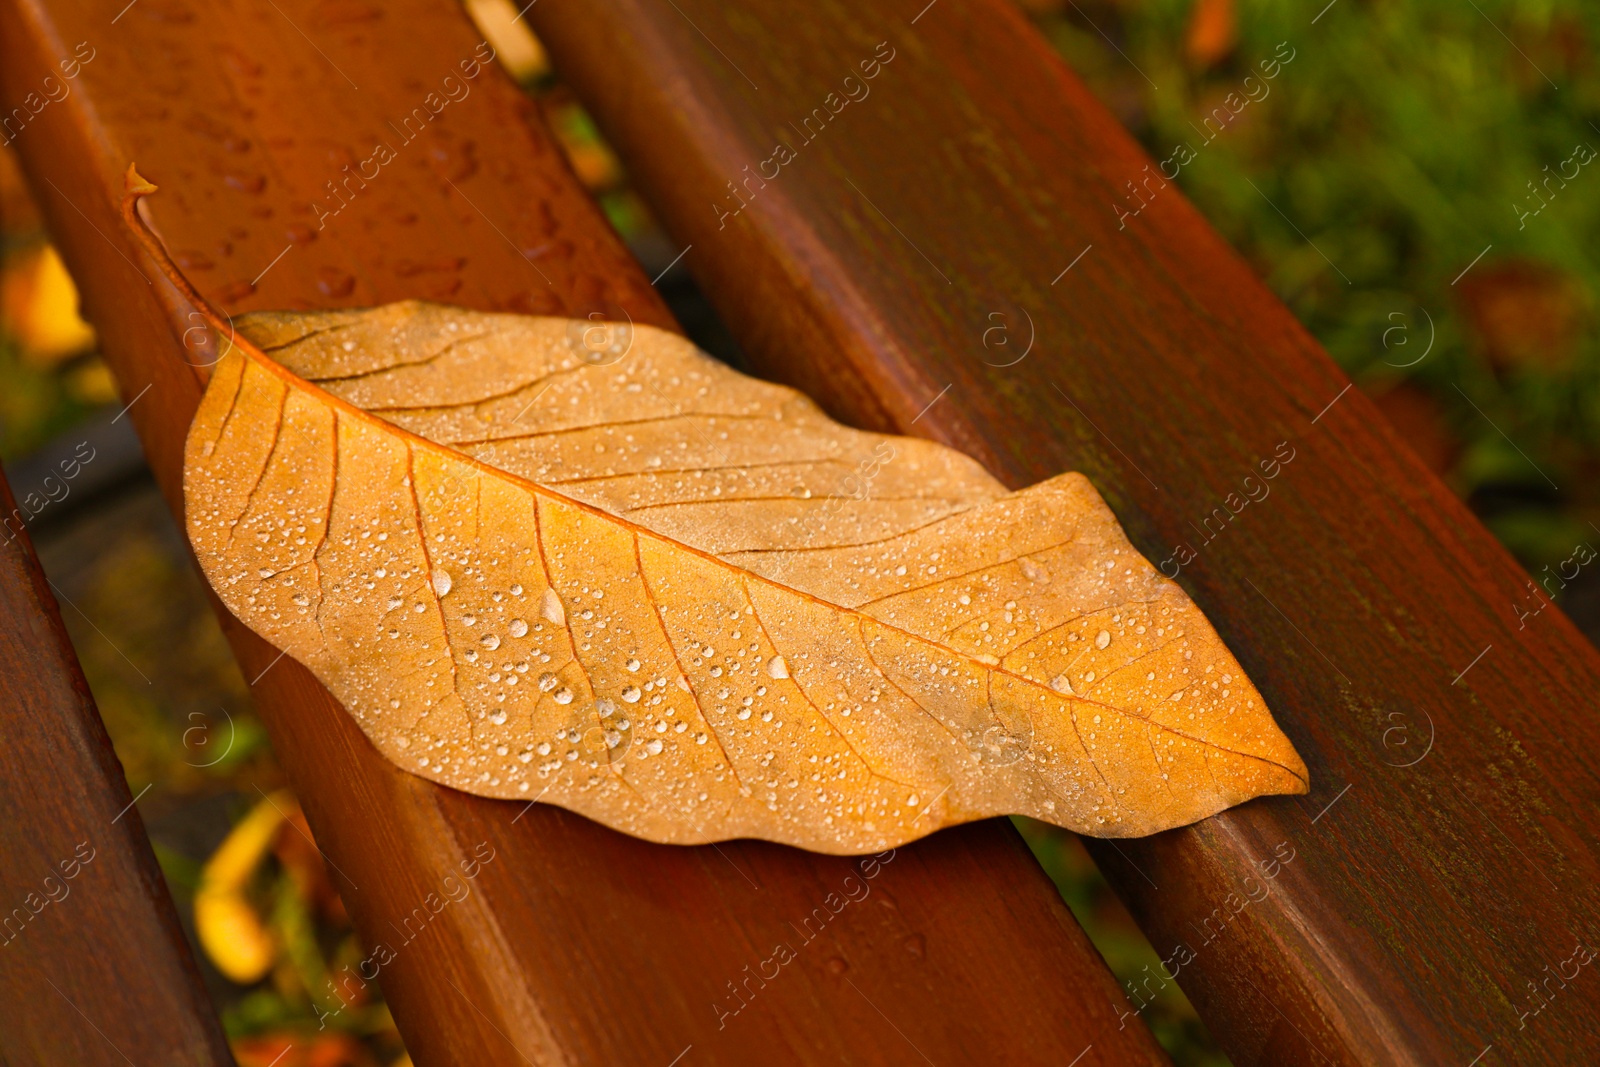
[1456,258,1589,373]
[232,1032,382,1067]
[196,790,292,984]
[462,0,548,83]
[0,243,96,363]
[1184,0,1236,70]
[127,169,1306,854]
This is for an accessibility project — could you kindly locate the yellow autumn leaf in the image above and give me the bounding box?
[127,169,1306,855]
[195,790,293,983]
[0,243,97,363]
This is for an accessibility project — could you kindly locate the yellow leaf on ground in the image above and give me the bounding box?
[129,170,1307,854]
[0,243,96,364]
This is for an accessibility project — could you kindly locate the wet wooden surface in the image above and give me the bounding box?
[525,0,1600,1064]
[0,0,1171,1063]
[0,467,234,1065]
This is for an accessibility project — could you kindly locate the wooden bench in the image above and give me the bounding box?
[0,468,235,1062]
[2,0,1596,1064]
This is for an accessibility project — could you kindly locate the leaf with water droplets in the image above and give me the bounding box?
[128,179,1307,853]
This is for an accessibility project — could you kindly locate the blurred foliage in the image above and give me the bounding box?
[0,150,113,454]
[205,795,407,1067]
[0,329,100,457]
[1016,818,1231,1066]
[462,0,656,248]
[1022,0,1600,569]
[46,506,274,795]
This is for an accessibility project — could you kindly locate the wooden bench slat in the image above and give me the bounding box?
[0,468,233,1065]
[0,1,1171,1062]
[524,1,1600,1064]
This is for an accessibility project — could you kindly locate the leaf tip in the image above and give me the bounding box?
[1268,746,1312,797]
[119,162,253,359]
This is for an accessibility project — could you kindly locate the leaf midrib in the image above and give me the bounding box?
[227,343,1307,786]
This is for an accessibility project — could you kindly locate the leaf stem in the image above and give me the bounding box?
[120,163,263,367]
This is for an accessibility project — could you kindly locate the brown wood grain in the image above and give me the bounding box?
[0,468,233,1065]
[0,0,1171,1063]
[523,1,1600,1064]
